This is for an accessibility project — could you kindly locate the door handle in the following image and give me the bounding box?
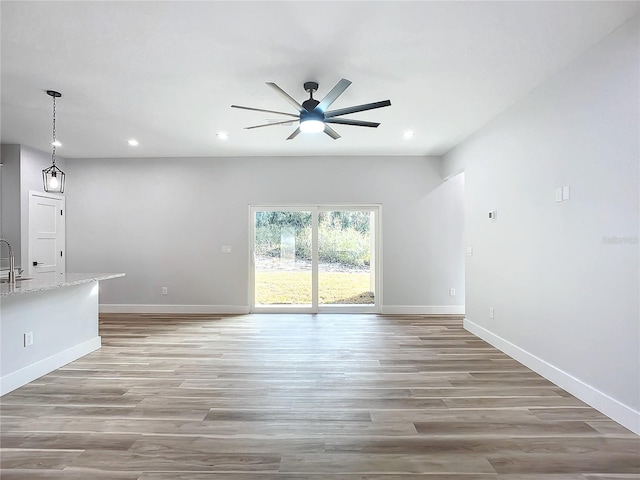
[32,261,43,266]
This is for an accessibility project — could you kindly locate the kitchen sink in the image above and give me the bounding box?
[0,277,33,283]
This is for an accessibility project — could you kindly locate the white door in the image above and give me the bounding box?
[28,191,65,280]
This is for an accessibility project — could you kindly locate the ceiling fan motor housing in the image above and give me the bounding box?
[302,98,320,111]
[300,108,324,123]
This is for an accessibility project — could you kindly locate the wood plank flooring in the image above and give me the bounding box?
[1,313,638,479]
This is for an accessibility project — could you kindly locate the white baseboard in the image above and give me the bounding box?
[381,305,465,315]
[99,304,251,314]
[464,318,640,436]
[100,304,464,316]
[0,336,101,396]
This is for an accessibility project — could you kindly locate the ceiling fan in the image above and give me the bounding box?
[231,78,391,140]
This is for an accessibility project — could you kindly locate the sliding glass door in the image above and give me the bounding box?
[318,210,375,308]
[250,206,380,313]
[252,209,314,309]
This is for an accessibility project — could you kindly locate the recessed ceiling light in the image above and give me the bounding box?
[403,130,414,140]
[51,140,62,147]
[128,139,139,146]
[216,132,229,140]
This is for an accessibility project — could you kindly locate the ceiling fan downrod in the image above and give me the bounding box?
[302,82,320,111]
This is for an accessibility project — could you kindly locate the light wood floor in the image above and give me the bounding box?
[1,313,638,479]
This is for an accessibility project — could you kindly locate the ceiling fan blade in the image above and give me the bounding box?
[245,119,298,130]
[286,127,301,140]
[266,82,303,112]
[325,100,391,119]
[324,124,341,140]
[316,78,352,113]
[325,118,380,128]
[231,105,299,118]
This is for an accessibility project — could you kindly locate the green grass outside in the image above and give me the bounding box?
[255,271,374,305]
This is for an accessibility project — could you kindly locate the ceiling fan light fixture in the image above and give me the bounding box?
[300,119,324,134]
[299,109,325,134]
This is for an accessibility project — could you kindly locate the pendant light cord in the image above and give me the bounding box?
[51,95,57,167]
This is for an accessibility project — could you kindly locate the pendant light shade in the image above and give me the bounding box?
[42,163,65,193]
[43,90,65,193]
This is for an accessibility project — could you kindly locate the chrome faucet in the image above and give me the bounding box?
[0,238,16,285]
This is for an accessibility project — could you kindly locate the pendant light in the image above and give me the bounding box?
[42,90,65,193]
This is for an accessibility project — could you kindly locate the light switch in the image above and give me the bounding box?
[221,245,232,254]
[466,246,473,256]
[555,187,563,202]
[562,185,570,201]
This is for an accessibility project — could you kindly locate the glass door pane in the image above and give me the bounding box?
[318,210,375,306]
[253,210,313,308]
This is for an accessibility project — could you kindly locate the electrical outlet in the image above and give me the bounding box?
[162,287,168,295]
[449,288,456,296]
[24,331,33,347]
[489,307,494,319]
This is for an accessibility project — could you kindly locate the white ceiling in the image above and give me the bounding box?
[1,1,637,159]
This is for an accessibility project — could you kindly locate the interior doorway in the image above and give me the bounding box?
[28,191,65,281]
[250,205,380,313]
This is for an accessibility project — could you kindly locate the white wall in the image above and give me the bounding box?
[64,155,465,313]
[443,17,639,433]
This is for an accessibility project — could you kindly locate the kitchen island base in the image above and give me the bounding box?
[0,273,124,395]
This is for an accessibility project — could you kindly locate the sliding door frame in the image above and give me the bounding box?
[249,204,382,314]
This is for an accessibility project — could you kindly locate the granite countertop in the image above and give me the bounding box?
[0,273,125,297]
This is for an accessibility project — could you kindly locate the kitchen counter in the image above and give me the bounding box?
[1,272,125,395]
[0,272,125,297]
